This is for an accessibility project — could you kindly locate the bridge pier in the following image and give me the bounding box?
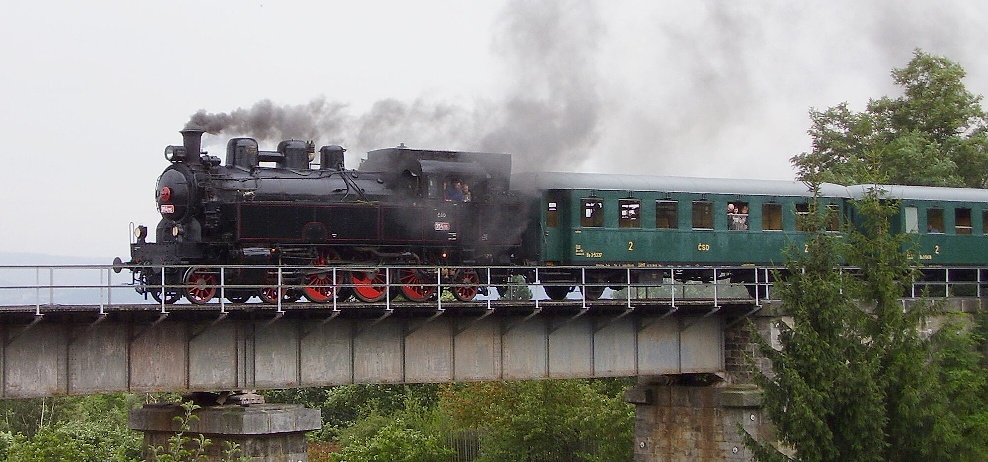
[625,304,779,462]
[626,380,767,462]
[129,403,321,462]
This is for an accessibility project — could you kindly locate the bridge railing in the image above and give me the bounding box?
[0,264,984,311]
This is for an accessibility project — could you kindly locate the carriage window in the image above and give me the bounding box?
[728,201,749,231]
[656,200,678,229]
[795,203,810,232]
[762,203,782,231]
[546,202,559,228]
[956,208,972,235]
[928,208,944,234]
[904,206,919,233]
[581,198,603,227]
[983,209,988,234]
[692,201,713,229]
[619,199,641,228]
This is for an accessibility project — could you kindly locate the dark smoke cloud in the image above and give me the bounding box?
[183,1,984,180]
[184,0,604,172]
[186,97,350,143]
[478,0,603,170]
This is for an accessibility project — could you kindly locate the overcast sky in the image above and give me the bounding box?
[1,0,986,261]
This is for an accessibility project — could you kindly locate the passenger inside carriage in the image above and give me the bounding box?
[728,202,749,230]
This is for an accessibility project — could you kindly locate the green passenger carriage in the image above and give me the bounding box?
[512,172,988,300]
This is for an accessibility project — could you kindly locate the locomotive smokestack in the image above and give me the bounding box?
[181,128,205,164]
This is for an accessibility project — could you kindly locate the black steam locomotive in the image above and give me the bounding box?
[119,129,523,304]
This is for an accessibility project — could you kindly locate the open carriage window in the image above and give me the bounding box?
[956,208,972,235]
[795,203,810,231]
[582,198,604,227]
[928,208,944,234]
[727,201,749,231]
[619,199,641,228]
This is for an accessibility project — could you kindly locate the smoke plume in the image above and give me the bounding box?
[184,1,984,179]
[185,0,604,172]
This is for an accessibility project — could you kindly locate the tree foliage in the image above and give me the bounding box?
[749,51,988,461]
[745,194,886,462]
[0,394,143,462]
[792,49,988,187]
[439,379,634,462]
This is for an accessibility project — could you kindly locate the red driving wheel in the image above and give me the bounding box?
[398,268,436,302]
[351,269,388,302]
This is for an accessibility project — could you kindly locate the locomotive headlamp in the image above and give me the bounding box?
[164,145,187,162]
[134,225,148,240]
[171,225,182,237]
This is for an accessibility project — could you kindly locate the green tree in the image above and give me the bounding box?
[744,191,886,462]
[792,49,988,187]
[0,394,144,462]
[500,274,533,300]
[6,419,139,462]
[329,418,453,462]
[264,384,440,441]
[749,47,988,457]
[439,379,633,462]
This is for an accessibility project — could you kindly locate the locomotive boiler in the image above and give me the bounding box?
[120,129,521,305]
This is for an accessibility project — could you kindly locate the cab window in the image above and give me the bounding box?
[619,199,641,228]
[426,177,442,199]
[581,198,603,227]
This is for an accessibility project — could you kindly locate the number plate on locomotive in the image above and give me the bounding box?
[160,204,175,214]
[434,222,451,231]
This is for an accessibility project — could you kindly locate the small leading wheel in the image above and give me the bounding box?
[144,269,181,304]
[397,268,436,302]
[351,269,388,303]
[451,268,481,301]
[150,287,182,304]
[184,268,218,305]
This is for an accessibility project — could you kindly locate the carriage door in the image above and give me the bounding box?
[542,190,571,262]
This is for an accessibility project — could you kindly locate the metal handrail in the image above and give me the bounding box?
[0,263,982,310]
